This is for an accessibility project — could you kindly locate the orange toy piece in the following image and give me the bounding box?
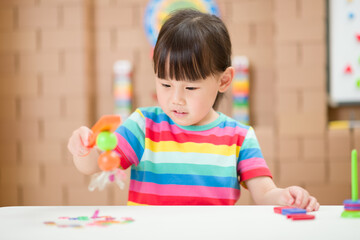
[98,151,121,171]
[87,115,121,148]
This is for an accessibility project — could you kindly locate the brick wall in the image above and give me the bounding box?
[0,0,358,206]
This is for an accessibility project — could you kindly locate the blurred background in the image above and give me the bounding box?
[0,0,359,206]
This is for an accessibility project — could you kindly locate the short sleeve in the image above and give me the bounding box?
[237,127,272,186]
[114,109,146,169]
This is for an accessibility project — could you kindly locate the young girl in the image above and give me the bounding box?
[68,9,319,210]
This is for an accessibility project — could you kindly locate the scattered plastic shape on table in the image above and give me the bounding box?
[43,209,134,228]
[287,214,315,220]
[281,208,307,215]
[273,206,293,214]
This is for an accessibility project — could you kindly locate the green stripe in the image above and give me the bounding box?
[240,138,260,150]
[136,161,237,178]
[124,118,145,149]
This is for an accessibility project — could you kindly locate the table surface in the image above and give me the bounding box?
[0,205,359,240]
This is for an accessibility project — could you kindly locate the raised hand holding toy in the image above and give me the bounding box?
[85,115,127,191]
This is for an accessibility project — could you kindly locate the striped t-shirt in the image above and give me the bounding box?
[114,106,272,205]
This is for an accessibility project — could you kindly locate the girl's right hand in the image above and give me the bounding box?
[67,126,93,157]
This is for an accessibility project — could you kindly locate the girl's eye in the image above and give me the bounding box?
[161,84,171,88]
[186,87,198,90]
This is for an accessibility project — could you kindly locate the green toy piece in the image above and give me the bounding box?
[341,149,360,218]
[96,131,118,151]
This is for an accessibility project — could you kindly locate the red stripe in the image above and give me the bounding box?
[239,168,273,183]
[128,191,238,205]
[146,128,245,146]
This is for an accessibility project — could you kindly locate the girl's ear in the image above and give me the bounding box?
[218,67,234,93]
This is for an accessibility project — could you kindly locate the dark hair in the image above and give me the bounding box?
[153,9,232,109]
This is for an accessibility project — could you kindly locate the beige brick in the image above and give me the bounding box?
[19,96,61,119]
[0,74,38,97]
[276,91,299,115]
[42,73,88,97]
[0,143,17,165]
[18,6,58,29]
[64,96,89,118]
[0,54,16,74]
[277,66,325,90]
[275,43,298,66]
[41,30,85,50]
[275,19,325,42]
[278,162,326,185]
[22,186,63,205]
[43,119,89,141]
[95,30,113,50]
[329,162,352,184]
[95,47,135,77]
[233,45,274,68]
[0,164,41,186]
[250,67,274,93]
[96,94,115,117]
[278,137,300,161]
[0,31,37,52]
[305,184,351,205]
[67,186,110,205]
[251,91,274,115]
[62,4,86,29]
[301,89,327,113]
[0,8,14,30]
[328,129,351,161]
[232,0,273,23]
[303,137,326,161]
[39,0,85,6]
[0,120,39,141]
[300,0,326,19]
[0,96,17,120]
[227,23,251,45]
[301,43,326,67]
[353,128,360,149]
[254,126,276,160]
[254,23,273,44]
[0,185,19,206]
[95,6,133,28]
[278,112,326,137]
[115,28,148,49]
[273,0,297,21]
[63,51,86,74]
[21,141,63,164]
[44,164,86,187]
[19,52,60,74]
[0,0,36,7]
[251,112,275,127]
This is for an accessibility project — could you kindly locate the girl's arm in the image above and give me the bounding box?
[245,176,320,212]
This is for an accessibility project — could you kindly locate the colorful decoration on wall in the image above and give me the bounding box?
[43,210,135,228]
[232,56,250,125]
[113,60,132,120]
[144,0,220,47]
[328,0,360,105]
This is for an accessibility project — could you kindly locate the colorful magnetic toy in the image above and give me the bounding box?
[341,149,360,218]
[85,115,127,191]
[274,206,315,221]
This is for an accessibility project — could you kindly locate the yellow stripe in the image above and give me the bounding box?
[145,139,239,157]
[135,109,145,118]
[127,201,148,206]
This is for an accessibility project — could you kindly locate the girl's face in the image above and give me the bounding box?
[155,75,222,126]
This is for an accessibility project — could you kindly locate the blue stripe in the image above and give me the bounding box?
[239,148,263,161]
[130,169,239,189]
[116,126,144,161]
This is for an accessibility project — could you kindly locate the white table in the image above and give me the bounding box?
[0,205,359,240]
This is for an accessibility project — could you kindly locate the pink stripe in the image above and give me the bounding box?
[129,180,240,200]
[237,157,268,172]
[146,118,248,137]
[115,132,139,165]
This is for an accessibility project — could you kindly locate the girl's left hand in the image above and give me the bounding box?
[283,186,320,212]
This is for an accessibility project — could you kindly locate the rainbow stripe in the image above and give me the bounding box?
[114,107,272,205]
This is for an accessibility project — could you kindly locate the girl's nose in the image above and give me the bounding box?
[172,88,185,105]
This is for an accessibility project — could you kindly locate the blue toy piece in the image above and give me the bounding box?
[281,208,307,215]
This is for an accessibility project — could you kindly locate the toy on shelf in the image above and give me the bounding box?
[232,56,249,125]
[85,115,127,191]
[341,149,360,218]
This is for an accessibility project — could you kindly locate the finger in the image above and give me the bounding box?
[306,196,317,212]
[290,187,303,207]
[299,191,310,209]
